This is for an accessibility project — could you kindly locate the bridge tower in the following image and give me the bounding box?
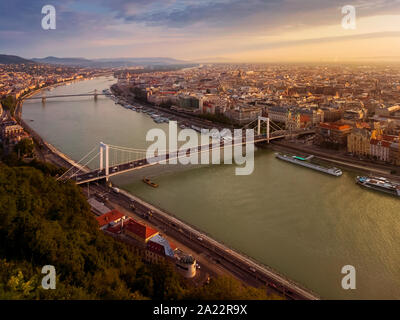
[257,116,270,143]
[41,91,46,103]
[99,142,109,181]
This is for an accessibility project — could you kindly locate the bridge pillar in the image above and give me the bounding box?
[100,142,109,181]
[94,89,98,100]
[257,116,270,143]
[99,145,103,171]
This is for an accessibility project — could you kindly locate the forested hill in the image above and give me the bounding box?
[0,54,35,64]
[0,160,277,300]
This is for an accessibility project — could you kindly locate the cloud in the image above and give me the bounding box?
[1,0,400,60]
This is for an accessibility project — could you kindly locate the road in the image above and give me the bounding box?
[84,181,319,300]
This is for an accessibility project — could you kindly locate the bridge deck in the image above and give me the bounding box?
[71,130,314,185]
[73,135,285,184]
[26,93,106,100]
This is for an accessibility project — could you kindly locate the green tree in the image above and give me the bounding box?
[14,139,34,158]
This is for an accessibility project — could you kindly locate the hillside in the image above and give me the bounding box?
[31,56,93,66]
[0,157,276,300]
[0,54,34,65]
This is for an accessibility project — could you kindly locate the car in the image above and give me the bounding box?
[196,263,200,269]
[249,267,256,273]
[197,237,203,241]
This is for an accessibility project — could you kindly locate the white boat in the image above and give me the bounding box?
[275,153,342,177]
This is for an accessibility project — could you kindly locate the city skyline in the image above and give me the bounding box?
[2,0,400,62]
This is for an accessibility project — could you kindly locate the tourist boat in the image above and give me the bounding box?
[356,176,400,197]
[143,178,159,188]
[275,153,342,177]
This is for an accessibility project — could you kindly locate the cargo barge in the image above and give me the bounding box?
[275,153,342,177]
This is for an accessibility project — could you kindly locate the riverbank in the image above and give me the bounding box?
[110,86,235,131]
[15,77,97,170]
[271,140,400,181]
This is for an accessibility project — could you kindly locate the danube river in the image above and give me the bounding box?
[22,76,400,299]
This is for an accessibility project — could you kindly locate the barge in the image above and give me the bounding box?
[275,153,342,177]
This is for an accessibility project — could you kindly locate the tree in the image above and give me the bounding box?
[14,139,34,158]
[1,95,17,115]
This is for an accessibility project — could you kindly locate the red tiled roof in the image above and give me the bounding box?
[147,241,165,256]
[300,115,310,122]
[382,135,397,142]
[370,139,391,147]
[96,210,124,228]
[319,122,351,131]
[124,219,158,240]
[106,224,122,234]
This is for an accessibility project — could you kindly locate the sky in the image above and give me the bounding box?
[1,0,400,62]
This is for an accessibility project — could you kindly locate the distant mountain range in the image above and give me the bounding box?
[31,56,189,67]
[0,54,192,67]
[0,54,35,64]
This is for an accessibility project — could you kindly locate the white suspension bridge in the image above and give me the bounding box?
[57,117,313,185]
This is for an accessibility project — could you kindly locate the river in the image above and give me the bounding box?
[22,76,400,299]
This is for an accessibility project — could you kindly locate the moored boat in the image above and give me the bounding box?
[275,153,342,177]
[143,178,159,188]
[356,176,400,197]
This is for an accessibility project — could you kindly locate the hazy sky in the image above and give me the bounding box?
[1,0,400,62]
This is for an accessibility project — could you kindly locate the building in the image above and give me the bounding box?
[389,142,400,165]
[226,106,262,125]
[95,209,126,230]
[320,106,342,122]
[370,139,391,162]
[87,197,111,216]
[0,119,31,149]
[315,122,352,147]
[347,128,371,157]
[267,105,290,123]
[375,105,400,117]
[268,106,323,126]
[123,218,159,243]
[178,94,203,111]
[175,249,197,278]
[343,108,367,121]
[201,101,216,114]
[105,217,197,278]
